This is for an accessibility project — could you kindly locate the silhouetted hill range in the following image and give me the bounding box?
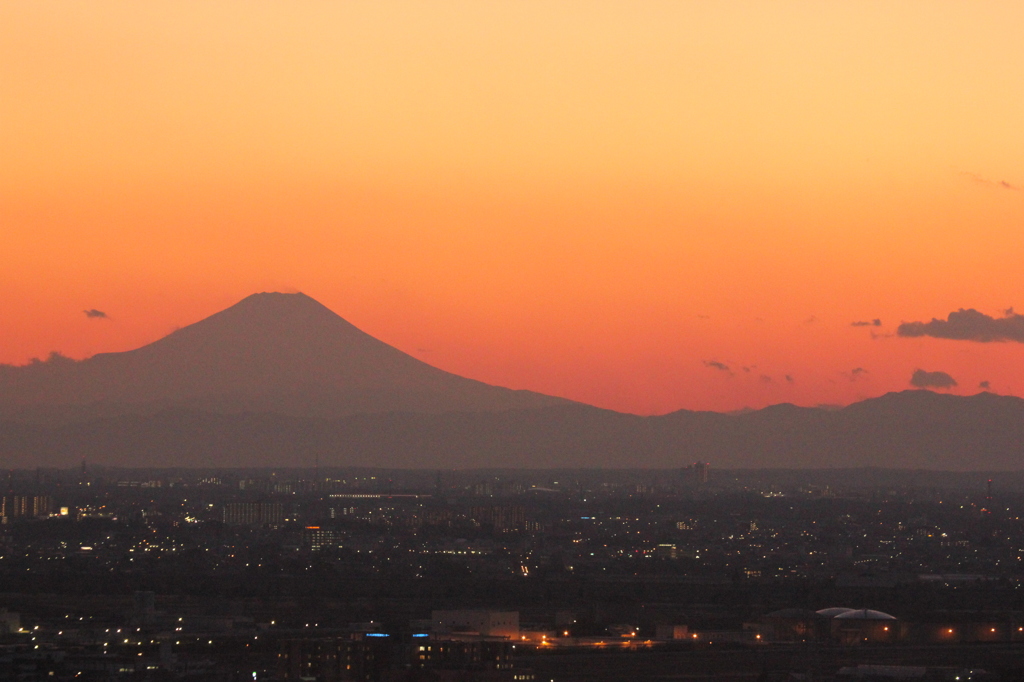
[1,293,1022,469]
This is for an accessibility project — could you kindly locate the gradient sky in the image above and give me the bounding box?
[3,1,1024,415]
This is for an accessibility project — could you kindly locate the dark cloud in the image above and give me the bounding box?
[83,309,108,319]
[844,367,869,382]
[910,369,957,389]
[759,375,773,384]
[979,380,991,389]
[703,360,731,372]
[851,319,882,327]
[897,308,1024,343]
[785,374,794,383]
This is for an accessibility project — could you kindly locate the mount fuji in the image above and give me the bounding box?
[0,292,572,422]
[3,293,1024,470]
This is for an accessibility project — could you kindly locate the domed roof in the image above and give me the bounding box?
[816,607,856,618]
[833,609,896,620]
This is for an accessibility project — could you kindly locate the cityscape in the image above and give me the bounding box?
[4,466,1024,679]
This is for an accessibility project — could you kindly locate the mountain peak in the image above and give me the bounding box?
[204,291,340,323]
[0,293,572,422]
[234,291,317,306]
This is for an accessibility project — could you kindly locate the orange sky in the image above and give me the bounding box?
[3,1,1024,415]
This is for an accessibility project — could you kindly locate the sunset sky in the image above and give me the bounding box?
[3,1,1024,415]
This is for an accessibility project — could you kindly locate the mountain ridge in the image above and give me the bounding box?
[1,389,1022,470]
[2,293,1023,469]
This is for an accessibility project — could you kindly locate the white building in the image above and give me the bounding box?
[431,610,519,639]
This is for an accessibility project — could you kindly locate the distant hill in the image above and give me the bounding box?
[0,292,572,422]
[1,293,1023,469]
[1,391,1022,470]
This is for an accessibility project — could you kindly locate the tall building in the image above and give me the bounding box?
[0,495,53,519]
[470,506,527,532]
[222,502,284,526]
[680,462,709,485]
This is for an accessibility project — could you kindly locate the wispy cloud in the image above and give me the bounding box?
[963,171,1021,191]
[851,319,881,327]
[703,360,731,373]
[83,309,108,319]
